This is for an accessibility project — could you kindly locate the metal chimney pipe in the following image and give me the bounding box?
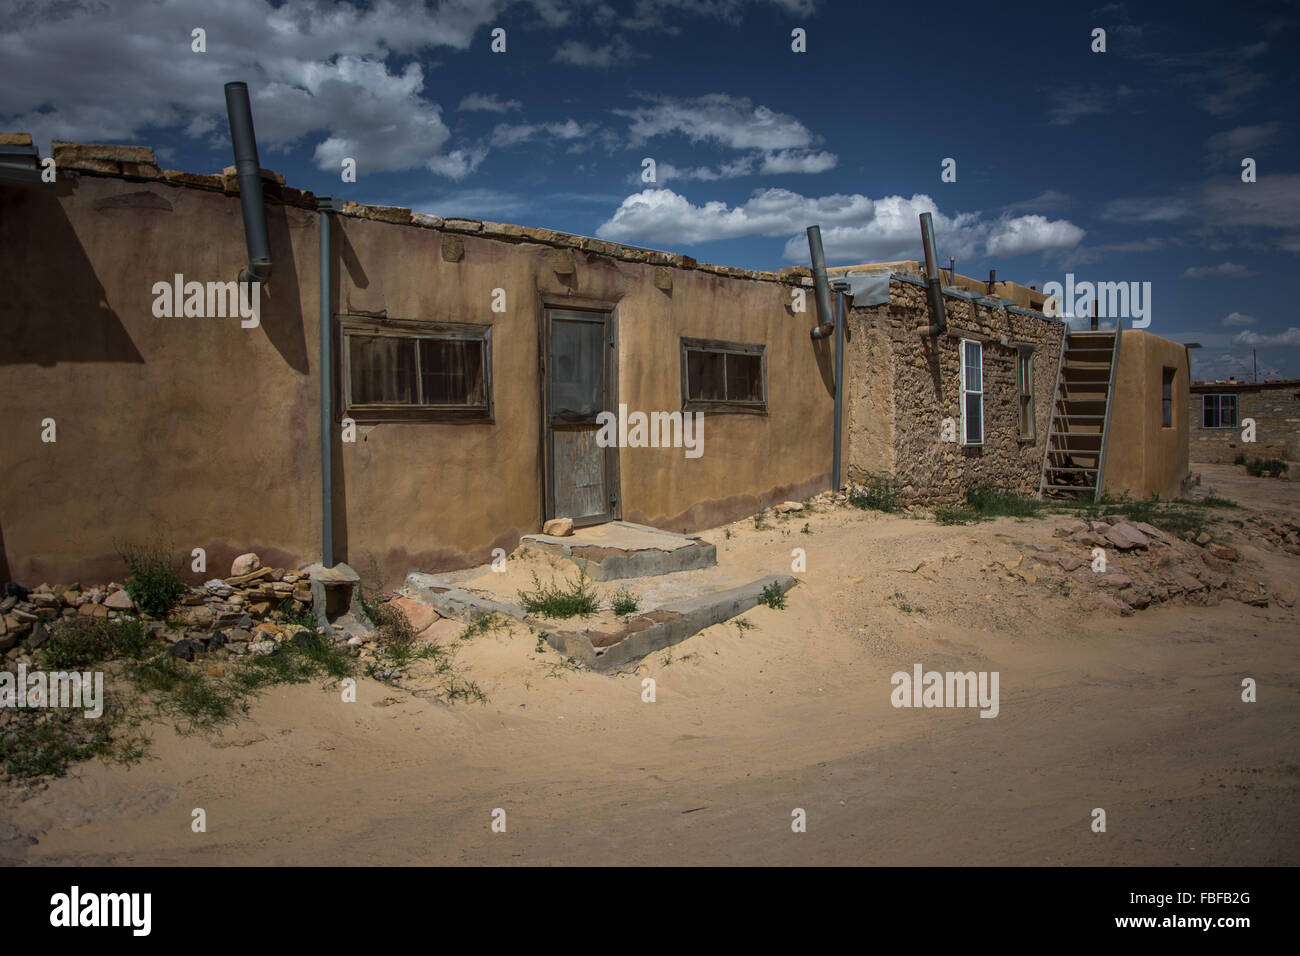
[224,81,272,285]
[987,269,996,295]
[918,212,947,336]
[806,225,835,339]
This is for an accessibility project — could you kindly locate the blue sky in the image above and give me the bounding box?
[2,0,1297,379]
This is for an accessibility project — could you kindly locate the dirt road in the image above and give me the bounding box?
[4,465,1298,865]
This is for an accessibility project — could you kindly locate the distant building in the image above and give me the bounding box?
[1188,379,1300,463]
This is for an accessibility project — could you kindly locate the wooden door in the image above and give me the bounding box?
[544,307,619,526]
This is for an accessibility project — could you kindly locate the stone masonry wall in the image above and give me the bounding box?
[1188,385,1300,463]
[847,280,1063,504]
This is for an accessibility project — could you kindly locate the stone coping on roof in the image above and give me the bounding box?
[6,134,1060,307]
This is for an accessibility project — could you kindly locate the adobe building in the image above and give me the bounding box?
[0,128,1192,589]
[1188,379,1300,464]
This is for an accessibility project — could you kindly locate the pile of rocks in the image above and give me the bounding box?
[1,552,317,664]
[1001,516,1288,616]
[1238,516,1300,555]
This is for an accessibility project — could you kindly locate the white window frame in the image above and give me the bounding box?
[960,339,984,446]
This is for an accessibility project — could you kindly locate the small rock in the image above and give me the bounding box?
[248,640,277,656]
[167,639,200,660]
[542,517,574,537]
[1195,531,1212,545]
[1106,523,1150,551]
[1097,573,1133,589]
[1207,544,1237,561]
[103,589,133,610]
[774,500,805,513]
[231,552,261,576]
[1058,554,1084,572]
[226,627,253,643]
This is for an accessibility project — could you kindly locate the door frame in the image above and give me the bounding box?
[538,293,621,526]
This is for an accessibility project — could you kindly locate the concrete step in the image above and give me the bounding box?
[517,520,716,580]
[403,553,793,672]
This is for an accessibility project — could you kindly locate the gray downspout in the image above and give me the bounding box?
[918,212,947,336]
[831,280,847,492]
[223,81,272,285]
[806,225,835,339]
[318,197,336,567]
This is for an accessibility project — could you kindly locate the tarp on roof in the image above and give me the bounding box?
[834,272,891,306]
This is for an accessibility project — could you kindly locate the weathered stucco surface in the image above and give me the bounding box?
[1102,330,1190,500]
[1,166,832,587]
[0,171,322,585]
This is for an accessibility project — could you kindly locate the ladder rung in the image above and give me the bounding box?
[1046,466,1098,473]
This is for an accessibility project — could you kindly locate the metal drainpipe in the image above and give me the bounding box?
[918,212,947,336]
[318,197,336,567]
[223,82,272,285]
[831,280,848,493]
[806,225,835,339]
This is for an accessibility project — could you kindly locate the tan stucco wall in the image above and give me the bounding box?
[0,171,322,587]
[335,220,835,586]
[1,171,834,588]
[1101,329,1190,499]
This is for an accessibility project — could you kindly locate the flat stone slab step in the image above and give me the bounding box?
[402,568,794,672]
[518,520,716,580]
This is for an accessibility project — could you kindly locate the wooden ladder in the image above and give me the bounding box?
[1040,321,1122,502]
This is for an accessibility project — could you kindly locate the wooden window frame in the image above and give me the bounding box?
[339,316,493,424]
[1201,393,1238,429]
[1016,345,1036,442]
[960,339,984,446]
[680,337,768,414]
[1161,367,1176,429]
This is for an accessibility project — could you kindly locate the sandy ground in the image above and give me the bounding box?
[3,463,1298,866]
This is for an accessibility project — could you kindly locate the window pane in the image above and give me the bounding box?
[1224,394,1237,426]
[965,393,982,443]
[687,349,727,401]
[551,319,604,418]
[724,352,763,402]
[350,335,416,404]
[1203,396,1217,428]
[418,339,484,406]
[964,342,982,392]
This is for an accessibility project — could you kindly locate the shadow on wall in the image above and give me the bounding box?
[0,182,143,366]
[260,203,310,374]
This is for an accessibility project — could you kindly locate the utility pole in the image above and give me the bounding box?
[1253,349,1257,383]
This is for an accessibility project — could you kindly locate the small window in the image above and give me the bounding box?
[1162,367,1175,428]
[1201,394,1238,429]
[960,339,983,445]
[341,319,492,423]
[680,338,766,413]
[1017,347,1035,440]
